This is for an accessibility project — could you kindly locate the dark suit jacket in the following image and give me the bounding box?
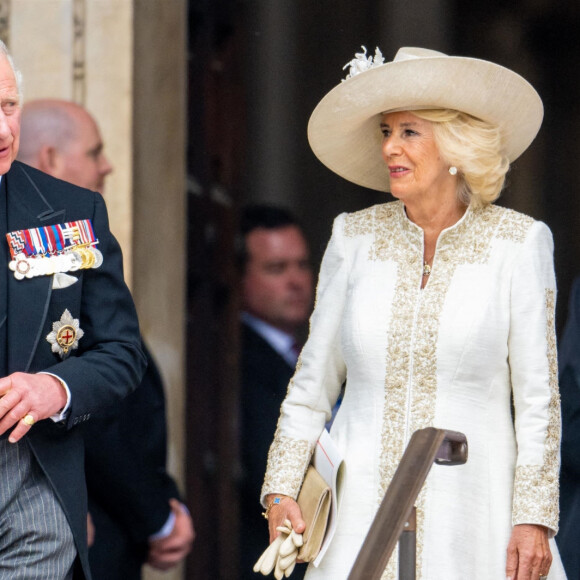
[556,276,580,578]
[239,321,305,580]
[85,343,180,580]
[4,161,146,579]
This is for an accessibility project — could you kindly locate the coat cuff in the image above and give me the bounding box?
[512,464,559,537]
[260,435,312,506]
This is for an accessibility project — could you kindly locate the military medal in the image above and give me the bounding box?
[8,253,33,279]
[5,219,103,280]
[46,309,84,358]
[67,251,83,271]
[92,248,104,268]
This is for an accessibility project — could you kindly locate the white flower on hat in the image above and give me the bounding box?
[342,46,384,81]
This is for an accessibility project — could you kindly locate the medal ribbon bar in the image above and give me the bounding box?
[6,219,99,259]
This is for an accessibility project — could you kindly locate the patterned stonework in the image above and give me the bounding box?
[72,0,86,104]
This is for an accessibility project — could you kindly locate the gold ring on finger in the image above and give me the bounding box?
[22,414,35,426]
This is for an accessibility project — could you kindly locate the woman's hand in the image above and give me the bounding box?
[264,494,306,543]
[506,524,552,579]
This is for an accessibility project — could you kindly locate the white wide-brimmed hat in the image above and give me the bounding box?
[307,46,544,192]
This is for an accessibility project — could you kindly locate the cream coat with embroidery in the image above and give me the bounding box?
[261,201,566,580]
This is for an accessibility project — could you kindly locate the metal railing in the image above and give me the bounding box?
[347,428,468,580]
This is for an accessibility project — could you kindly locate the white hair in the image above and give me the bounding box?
[0,39,23,102]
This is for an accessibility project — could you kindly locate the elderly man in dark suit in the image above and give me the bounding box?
[17,98,194,579]
[0,43,145,579]
[238,205,314,579]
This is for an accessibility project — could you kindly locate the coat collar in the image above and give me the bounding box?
[5,162,66,229]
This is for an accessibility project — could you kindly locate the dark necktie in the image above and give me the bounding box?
[291,341,302,362]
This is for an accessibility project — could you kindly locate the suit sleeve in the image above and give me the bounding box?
[42,193,146,427]
[240,328,294,505]
[558,277,580,480]
[84,345,180,542]
[261,213,348,503]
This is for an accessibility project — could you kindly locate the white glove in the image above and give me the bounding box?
[253,520,304,578]
[253,535,284,576]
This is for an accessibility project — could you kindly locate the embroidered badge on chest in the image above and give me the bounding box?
[5,219,103,280]
[46,309,84,358]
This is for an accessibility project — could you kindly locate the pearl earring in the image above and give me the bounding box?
[449,166,458,176]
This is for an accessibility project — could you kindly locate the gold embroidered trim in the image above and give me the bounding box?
[261,434,312,501]
[344,205,379,238]
[359,201,535,579]
[512,289,560,532]
[496,208,535,243]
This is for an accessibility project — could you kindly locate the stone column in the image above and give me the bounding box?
[132,3,188,576]
[244,0,300,207]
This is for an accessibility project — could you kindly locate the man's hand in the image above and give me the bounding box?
[0,372,67,442]
[87,512,96,547]
[147,499,195,571]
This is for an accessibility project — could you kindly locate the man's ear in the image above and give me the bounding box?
[36,145,60,175]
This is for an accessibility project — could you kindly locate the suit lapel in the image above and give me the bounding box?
[4,163,66,372]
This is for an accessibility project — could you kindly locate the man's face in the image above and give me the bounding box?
[55,113,112,195]
[242,225,313,334]
[0,55,21,176]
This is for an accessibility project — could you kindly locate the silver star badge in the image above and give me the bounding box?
[46,309,84,359]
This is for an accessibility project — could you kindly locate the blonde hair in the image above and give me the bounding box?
[412,109,509,208]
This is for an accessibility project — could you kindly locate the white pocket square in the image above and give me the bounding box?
[52,273,78,290]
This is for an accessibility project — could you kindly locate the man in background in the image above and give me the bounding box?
[238,205,314,579]
[18,98,194,579]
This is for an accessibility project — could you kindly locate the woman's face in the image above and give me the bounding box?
[380,111,453,203]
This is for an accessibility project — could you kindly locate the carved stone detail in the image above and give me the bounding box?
[72,0,86,104]
[0,0,11,48]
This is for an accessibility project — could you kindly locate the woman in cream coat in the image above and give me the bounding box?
[259,47,566,580]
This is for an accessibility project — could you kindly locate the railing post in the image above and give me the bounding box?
[398,506,416,580]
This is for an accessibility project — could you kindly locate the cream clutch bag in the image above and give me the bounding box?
[296,465,331,562]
